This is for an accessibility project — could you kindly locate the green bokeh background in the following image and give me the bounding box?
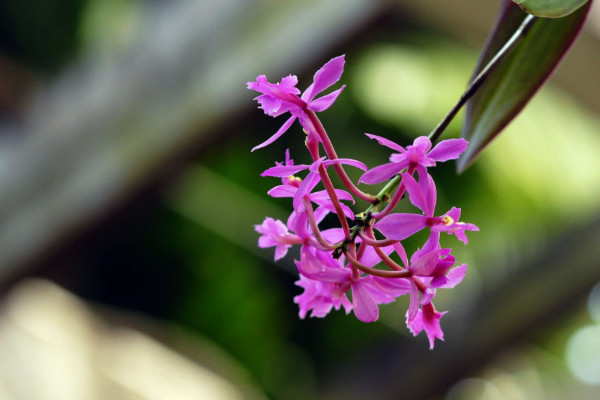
[1,1,600,399]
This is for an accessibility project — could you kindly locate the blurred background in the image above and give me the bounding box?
[1,0,600,399]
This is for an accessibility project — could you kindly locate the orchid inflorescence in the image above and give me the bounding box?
[248,55,478,349]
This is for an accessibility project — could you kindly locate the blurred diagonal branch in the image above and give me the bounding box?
[0,0,384,281]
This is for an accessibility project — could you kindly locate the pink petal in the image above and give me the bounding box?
[352,281,379,322]
[372,276,411,296]
[287,211,310,238]
[446,207,462,221]
[307,157,327,173]
[261,163,310,177]
[268,101,298,118]
[297,249,322,275]
[362,278,399,304]
[434,207,479,244]
[412,136,432,153]
[246,75,264,91]
[454,225,479,243]
[420,289,436,305]
[407,308,424,336]
[365,133,406,153]
[414,168,437,216]
[274,244,290,260]
[257,235,277,248]
[393,242,409,268]
[406,279,419,322]
[267,185,296,198]
[323,157,367,171]
[421,231,441,254]
[310,189,354,203]
[333,188,356,202]
[307,86,345,112]
[321,227,345,243]
[410,250,442,276]
[312,206,329,224]
[310,189,355,218]
[294,276,352,318]
[313,268,353,282]
[302,55,345,102]
[252,115,296,151]
[422,309,447,349]
[300,82,315,103]
[406,304,447,349]
[279,75,300,91]
[359,162,406,184]
[358,244,394,267]
[375,213,427,240]
[427,138,468,162]
[401,173,429,215]
[296,250,350,282]
[438,264,467,289]
[254,94,283,115]
[430,276,449,288]
[292,171,321,211]
[340,203,356,220]
[283,148,293,164]
[296,112,318,138]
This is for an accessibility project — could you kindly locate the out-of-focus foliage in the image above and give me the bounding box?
[352,41,473,136]
[79,0,145,55]
[514,0,590,18]
[459,0,592,172]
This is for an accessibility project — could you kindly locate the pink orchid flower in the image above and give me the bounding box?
[262,155,366,219]
[248,56,347,151]
[407,302,447,350]
[295,243,408,323]
[375,172,479,244]
[360,135,468,184]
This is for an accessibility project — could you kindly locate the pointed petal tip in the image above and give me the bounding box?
[307,55,347,102]
[307,85,345,112]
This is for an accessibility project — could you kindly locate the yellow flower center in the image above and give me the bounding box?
[288,175,302,185]
[442,215,454,226]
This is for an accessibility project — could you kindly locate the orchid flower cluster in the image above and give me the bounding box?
[248,55,478,348]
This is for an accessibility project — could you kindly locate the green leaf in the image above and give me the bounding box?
[513,0,589,18]
[457,0,591,173]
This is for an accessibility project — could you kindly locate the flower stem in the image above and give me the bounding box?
[306,110,378,203]
[360,229,404,271]
[302,198,337,251]
[357,230,398,247]
[370,165,416,219]
[316,163,352,239]
[344,250,411,278]
[427,14,538,144]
